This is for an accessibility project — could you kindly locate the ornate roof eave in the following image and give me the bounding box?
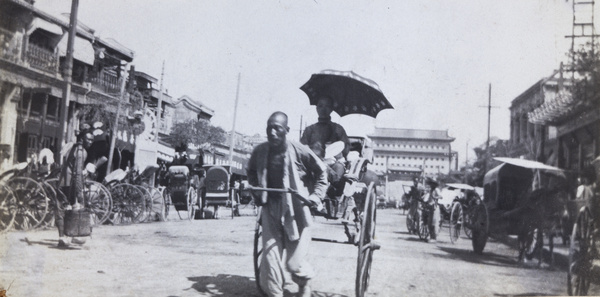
[528,91,585,125]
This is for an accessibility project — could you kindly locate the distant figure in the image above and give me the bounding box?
[88,121,110,182]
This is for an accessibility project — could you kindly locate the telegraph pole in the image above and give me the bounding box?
[57,0,79,162]
[228,73,241,170]
[478,83,498,174]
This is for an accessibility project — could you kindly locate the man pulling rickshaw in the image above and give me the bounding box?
[249,70,392,297]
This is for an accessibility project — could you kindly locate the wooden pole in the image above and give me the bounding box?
[484,83,491,175]
[156,61,165,146]
[228,73,241,171]
[57,0,79,163]
[106,64,129,174]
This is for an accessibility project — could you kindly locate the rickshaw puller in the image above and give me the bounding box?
[248,112,328,297]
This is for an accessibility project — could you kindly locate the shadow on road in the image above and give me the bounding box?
[312,291,349,297]
[493,293,560,296]
[19,238,84,250]
[433,246,518,268]
[187,274,258,296]
[186,274,348,297]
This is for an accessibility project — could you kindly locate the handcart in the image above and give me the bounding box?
[166,165,199,220]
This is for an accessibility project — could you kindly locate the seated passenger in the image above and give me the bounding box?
[300,96,350,160]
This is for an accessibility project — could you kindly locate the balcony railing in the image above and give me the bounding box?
[90,71,123,95]
[26,43,58,73]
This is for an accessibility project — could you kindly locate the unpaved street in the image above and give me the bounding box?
[0,208,573,296]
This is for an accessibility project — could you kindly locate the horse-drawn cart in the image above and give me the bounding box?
[474,157,568,260]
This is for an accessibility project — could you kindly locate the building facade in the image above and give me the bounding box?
[509,71,563,165]
[0,0,134,171]
[368,128,456,182]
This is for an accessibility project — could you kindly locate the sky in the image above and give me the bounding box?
[36,0,578,166]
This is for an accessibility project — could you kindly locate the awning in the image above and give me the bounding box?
[57,35,95,65]
[27,17,64,36]
[157,142,175,162]
[493,157,563,171]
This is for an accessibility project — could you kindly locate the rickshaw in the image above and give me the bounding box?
[166,165,199,220]
[251,135,381,297]
[567,160,600,296]
[202,164,245,219]
[475,157,568,261]
[447,183,482,243]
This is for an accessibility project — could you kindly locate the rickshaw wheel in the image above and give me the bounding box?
[84,181,112,225]
[186,187,197,220]
[109,184,145,225]
[449,202,463,244]
[568,207,596,296]
[253,208,265,296]
[0,183,17,233]
[160,187,171,220]
[7,177,48,230]
[134,185,152,223]
[39,180,58,228]
[356,182,377,297]
[471,203,489,255]
[417,205,429,241]
[406,210,414,234]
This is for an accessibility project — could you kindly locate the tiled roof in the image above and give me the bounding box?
[368,127,454,141]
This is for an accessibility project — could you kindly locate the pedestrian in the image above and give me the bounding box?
[88,121,109,182]
[56,123,94,248]
[247,111,328,297]
[300,96,350,160]
[423,177,441,242]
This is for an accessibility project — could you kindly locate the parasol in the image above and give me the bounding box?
[300,70,394,118]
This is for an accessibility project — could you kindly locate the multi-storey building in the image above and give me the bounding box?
[509,70,564,165]
[0,0,134,171]
[368,128,456,182]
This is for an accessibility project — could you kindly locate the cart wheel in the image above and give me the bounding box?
[471,202,489,255]
[253,208,265,296]
[406,210,414,234]
[356,182,378,297]
[449,202,463,244]
[7,177,48,230]
[84,181,112,225]
[417,206,429,241]
[39,180,58,228]
[464,224,473,239]
[187,187,197,220]
[568,207,596,296]
[149,188,165,222]
[134,185,152,223]
[109,184,145,225]
[0,183,17,233]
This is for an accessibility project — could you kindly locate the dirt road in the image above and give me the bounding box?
[0,208,581,296]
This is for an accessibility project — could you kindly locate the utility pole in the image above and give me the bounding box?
[478,83,498,175]
[156,61,165,146]
[57,0,79,163]
[228,73,241,171]
[106,64,130,174]
[465,139,469,167]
